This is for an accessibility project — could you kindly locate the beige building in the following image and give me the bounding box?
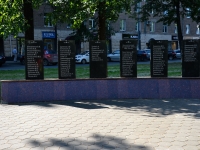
[3,3,200,59]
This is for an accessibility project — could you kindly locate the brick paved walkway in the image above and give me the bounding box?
[0,99,200,150]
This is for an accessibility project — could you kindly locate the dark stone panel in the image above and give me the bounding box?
[158,79,171,99]
[58,41,76,79]
[39,82,55,101]
[150,40,168,77]
[64,81,80,100]
[190,80,200,98]
[89,41,107,78]
[53,81,66,101]
[25,40,44,80]
[168,79,191,99]
[117,79,131,99]
[75,80,97,100]
[120,40,137,77]
[182,39,200,77]
[96,80,109,99]
[2,78,200,104]
[106,80,119,99]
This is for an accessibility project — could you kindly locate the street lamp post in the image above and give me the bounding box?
[137,4,141,50]
[138,21,141,50]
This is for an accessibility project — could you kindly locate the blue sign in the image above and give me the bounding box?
[42,32,55,38]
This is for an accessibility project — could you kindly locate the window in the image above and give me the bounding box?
[150,4,154,14]
[163,10,168,16]
[163,25,168,33]
[134,3,141,12]
[135,22,139,32]
[186,8,191,18]
[44,13,53,27]
[120,8,125,13]
[89,19,94,29]
[120,19,126,31]
[196,25,200,34]
[186,24,190,34]
[151,9,154,14]
[175,24,177,34]
[107,22,110,30]
[67,23,71,29]
[150,22,155,32]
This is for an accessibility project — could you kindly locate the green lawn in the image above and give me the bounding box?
[0,63,182,80]
[0,63,182,98]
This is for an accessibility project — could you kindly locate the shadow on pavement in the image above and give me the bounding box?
[17,99,200,119]
[26,133,154,150]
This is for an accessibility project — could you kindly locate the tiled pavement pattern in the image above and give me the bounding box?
[0,99,200,150]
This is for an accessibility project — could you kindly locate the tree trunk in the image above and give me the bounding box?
[98,1,106,40]
[0,36,4,55]
[175,1,183,53]
[23,0,34,40]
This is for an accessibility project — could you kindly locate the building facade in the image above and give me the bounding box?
[3,2,200,59]
[111,5,200,51]
[3,4,73,59]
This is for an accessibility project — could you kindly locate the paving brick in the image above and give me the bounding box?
[155,146,170,150]
[9,143,26,149]
[0,99,200,150]
[0,143,11,149]
[29,147,44,150]
[168,145,184,150]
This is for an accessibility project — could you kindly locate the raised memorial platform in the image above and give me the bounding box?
[1,78,200,104]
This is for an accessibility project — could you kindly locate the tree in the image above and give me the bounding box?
[0,0,25,38]
[0,0,43,40]
[23,0,34,40]
[47,0,133,41]
[131,0,200,53]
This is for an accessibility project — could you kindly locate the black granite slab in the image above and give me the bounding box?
[58,40,76,79]
[120,40,137,77]
[89,41,107,78]
[25,40,44,80]
[182,39,200,77]
[150,40,168,77]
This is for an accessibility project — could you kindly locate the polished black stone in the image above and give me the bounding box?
[25,40,44,80]
[120,40,137,77]
[150,40,168,77]
[89,41,107,78]
[58,40,76,79]
[182,39,200,77]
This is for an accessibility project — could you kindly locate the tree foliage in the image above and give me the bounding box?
[0,0,24,38]
[47,0,133,40]
[0,0,43,39]
[131,0,200,51]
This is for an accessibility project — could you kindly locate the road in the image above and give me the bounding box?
[0,59,181,70]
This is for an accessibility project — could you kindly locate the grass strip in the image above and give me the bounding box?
[0,63,181,80]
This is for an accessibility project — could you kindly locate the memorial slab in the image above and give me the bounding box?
[25,40,44,80]
[120,40,137,77]
[182,39,200,77]
[151,40,168,77]
[89,41,107,78]
[58,40,76,79]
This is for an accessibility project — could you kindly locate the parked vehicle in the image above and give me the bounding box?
[143,49,151,60]
[107,50,148,62]
[19,55,25,65]
[174,49,181,59]
[20,50,58,66]
[168,50,176,60]
[0,54,6,66]
[137,50,148,61]
[75,51,90,64]
[107,50,120,62]
[43,50,58,66]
